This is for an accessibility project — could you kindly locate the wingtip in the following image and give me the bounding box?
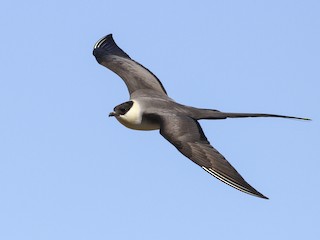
[243,187,269,200]
[93,33,113,49]
[202,166,269,200]
[250,186,269,199]
[256,192,269,200]
[93,34,130,59]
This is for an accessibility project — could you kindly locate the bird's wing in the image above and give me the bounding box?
[93,34,167,97]
[159,114,268,199]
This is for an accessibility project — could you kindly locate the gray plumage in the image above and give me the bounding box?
[93,34,310,199]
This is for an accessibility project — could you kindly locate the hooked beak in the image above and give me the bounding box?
[109,111,117,117]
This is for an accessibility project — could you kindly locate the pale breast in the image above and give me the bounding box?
[115,100,160,130]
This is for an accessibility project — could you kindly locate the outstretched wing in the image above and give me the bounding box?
[93,34,167,96]
[159,115,268,199]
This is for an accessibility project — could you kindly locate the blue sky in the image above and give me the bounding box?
[1,1,319,239]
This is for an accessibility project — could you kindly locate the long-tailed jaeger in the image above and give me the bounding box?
[93,34,310,199]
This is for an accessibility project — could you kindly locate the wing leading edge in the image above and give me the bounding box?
[159,114,268,199]
[93,34,167,96]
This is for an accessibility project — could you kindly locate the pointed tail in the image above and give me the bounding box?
[220,112,311,121]
[195,109,311,121]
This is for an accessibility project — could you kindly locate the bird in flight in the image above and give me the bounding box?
[93,34,309,199]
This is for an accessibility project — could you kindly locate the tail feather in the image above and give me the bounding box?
[195,109,311,121]
[221,112,310,121]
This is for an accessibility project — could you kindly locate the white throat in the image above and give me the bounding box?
[115,100,160,131]
[117,100,142,126]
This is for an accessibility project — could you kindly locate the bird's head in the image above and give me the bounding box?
[109,101,134,117]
